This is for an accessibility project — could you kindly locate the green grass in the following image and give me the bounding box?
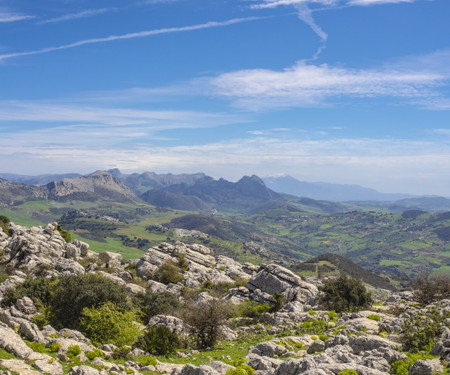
[72,235,144,260]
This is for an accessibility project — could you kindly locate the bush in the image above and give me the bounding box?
[1,276,55,308]
[134,290,179,323]
[234,301,271,320]
[184,298,232,349]
[136,326,180,356]
[134,356,158,366]
[319,274,373,312]
[86,349,104,360]
[32,313,50,330]
[401,306,450,353]
[155,260,184,285]
[0,215,11,236]
[25,341,46,353]
[48,343,61,353]
[80,302,141,347]
[338,370,358,375]
[367,314,380,321]
[270,293,285,312]
[66,345,81,358]
[225,364,255,375]
[56,224,71,243]
[49,274,129,329]
[390,353,434,375]
[412,271,450,305]
[319,334,329,341]
[298,319,328,335]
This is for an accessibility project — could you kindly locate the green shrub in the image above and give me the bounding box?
[66,345,81,358]
[234,301,271,320]
[367,314,381,321]
[134,290,179,323]
[25,341,46,353]
[390,353,434,375]
[136,326,180,356]
[0,215,11,237]
[327,310,337,321]
[1,276,55,308]
[134,356,158,366]
[401,306,450,352]
[155,260,184,285]
[174,252,189,271]
[80,302,140,347]
[319,334,329,341]
[308,310,317,316]
[56,224,71,243]
[225,364,255,375]
[49,274,129,329]
[47,342,61,353]
[32,313,50,330]
[86,349,105,360]
[338,370,358,375]
[298,319,328,335]
[270,293,285,312]
[319,274,373,312]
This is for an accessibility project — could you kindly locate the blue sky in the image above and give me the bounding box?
[0,0,449,195]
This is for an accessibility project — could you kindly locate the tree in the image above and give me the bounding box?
[412,271,450,305]
[136,326,180,356]
[134,289,180,323]
[184,298,231,349]
[49,274,129,329]
[319,274,373,312]
[80,302,141,347]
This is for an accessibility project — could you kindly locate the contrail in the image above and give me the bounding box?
[0,16,261,62]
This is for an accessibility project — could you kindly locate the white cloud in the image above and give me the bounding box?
[0,16,261,62]
[0,9,34,23]
[210,60,445,109]
[39,8,115,24]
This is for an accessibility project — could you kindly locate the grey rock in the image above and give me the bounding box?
[99,252,123,268]
[247,264,318,305]
[33,358,64,375]
[409,359,442,375]
[68,366,100,375]
[15,297,37,315]
[148,315,190,335]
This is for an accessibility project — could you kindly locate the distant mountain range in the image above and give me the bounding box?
[262,175,413,202]
[1,170,449,213]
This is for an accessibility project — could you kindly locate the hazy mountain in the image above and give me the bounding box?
[350,196,450,213]
[140,189,210,211]
[111,169,207,196]
[46,171,139,202]
[0,178,47,207]
[0,172,82,186]
[263,175,412,202]
[0,171,139,206]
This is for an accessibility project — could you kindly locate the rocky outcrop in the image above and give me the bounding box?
[0,222,92,277]
[136,242,256,289]
[246,264,318,305]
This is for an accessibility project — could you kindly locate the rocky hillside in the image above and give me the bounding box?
[0,171,139,207]
[0,220,448,375]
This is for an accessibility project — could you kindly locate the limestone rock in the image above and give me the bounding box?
[148,315,191,335]
[0,359,41,375]
[99,251,123,268]
[33,358,64,375]
[68,366,101,375]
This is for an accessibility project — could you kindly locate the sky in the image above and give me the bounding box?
[0,0,449,196]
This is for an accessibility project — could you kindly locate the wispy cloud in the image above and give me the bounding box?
[249,0,419,58]
[348,0,413,5]
[0,16,261,62]
[210,60,445,109]
[39,8,115,24]
[0,101,244,129]
[0,9,34,23]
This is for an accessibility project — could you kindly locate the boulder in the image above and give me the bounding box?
[98,252,123,268]
[148,315,191,335]
[247,264,318,305]
[68,366,100,375]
